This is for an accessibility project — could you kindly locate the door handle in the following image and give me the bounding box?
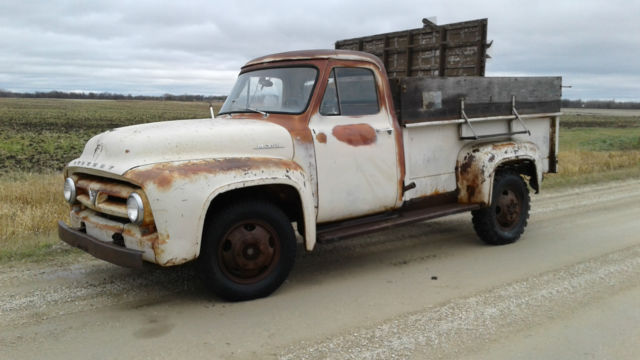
[375,128,393,135]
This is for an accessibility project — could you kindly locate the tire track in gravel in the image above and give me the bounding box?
[0,258,202,327]
[278,244,640,360]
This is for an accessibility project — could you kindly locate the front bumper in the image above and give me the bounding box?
[58,221,144,269]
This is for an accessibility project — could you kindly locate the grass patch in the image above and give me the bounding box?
[543,166,640,188]
[0,235,80,264]
[553,121,640,185]
[560,114,640,129]
[560,127,640,151]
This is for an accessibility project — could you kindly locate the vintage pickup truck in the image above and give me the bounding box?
[59,21,560,301]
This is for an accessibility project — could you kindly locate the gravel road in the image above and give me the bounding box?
[1,179,639,359]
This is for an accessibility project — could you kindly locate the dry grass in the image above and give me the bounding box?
[544,150,640,188]
[558,150,640,175]
[0,172,70,260]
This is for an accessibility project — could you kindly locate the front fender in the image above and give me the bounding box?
[456,141,542,206]
[124,157,314,266]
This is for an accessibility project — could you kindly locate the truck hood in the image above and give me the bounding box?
[70,118,294,175]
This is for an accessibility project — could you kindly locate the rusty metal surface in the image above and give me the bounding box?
[456,141,542,205]
[317,201,480,243]
[69,208,158,263]
[243,53,407,217]
[125,157,303,191]
[315,132,327,144]
[336,18,488,79]
[332,124,377,146]
[307,58,402,222]
[123,156,317,261]
[244,50,385,70]
[218,219,281,284]
[75,175,134,219]
[73,174,155,226]
[58,221,144,269]
[495,188,522,230]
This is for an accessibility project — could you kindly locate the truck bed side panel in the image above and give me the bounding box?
[403,115,558,201]
[396,76,562,124]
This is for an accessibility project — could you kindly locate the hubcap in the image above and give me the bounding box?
[218,220,280,284]
[495,188,521,230]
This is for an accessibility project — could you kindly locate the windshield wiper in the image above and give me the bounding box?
[217,108,269,117]
[246,107,269,117]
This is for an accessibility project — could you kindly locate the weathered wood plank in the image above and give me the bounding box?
[336,18,488,79]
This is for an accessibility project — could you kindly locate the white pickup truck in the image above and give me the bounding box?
[59,37,560,301]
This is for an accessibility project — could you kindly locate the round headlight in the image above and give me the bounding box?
[63,178,76,203]
[127,193,144,224]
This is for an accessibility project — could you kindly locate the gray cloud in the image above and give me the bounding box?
[1,0,638,99]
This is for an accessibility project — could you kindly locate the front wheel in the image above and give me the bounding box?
[199,200,297,301]
[471,171,530,245]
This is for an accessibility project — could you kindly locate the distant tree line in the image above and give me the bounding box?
[0,89,226,102]
[561,99,640,109]
[2,89,639,109]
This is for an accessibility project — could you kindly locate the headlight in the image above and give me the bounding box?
[127,193,144,224]
[63,178,76,203]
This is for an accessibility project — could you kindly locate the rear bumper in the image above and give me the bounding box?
[58,221,144,269]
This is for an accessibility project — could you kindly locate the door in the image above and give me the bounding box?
[309,66,400,222]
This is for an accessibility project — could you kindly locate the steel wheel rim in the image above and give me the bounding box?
[495,188,522,231]
[217,219,281,285]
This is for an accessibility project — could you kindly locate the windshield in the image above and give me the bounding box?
[219,67,318,115]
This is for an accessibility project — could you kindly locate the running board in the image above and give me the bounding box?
[317,202,481,243]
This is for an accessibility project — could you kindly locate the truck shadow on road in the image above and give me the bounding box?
[51,216,483,311]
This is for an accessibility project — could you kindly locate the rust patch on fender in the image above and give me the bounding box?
[491,142,517,151]
[456,152,486,205]
[459,154,475,175]
[332,124,377,146]
[125,158,303,191]
[316,132,327,144]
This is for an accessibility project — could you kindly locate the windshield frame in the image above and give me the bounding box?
[218,65,319,116]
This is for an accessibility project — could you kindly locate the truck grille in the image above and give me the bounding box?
[75,175,137,220]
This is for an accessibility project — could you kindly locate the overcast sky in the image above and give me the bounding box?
[1,0,638,100]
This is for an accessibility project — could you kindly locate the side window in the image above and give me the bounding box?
[320,70,339,115]
[320,67,379,116]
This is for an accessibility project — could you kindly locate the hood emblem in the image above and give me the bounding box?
[92,143,104,160]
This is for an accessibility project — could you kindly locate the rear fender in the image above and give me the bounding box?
[456,141,542,206]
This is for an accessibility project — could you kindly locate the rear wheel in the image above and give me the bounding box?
[472,171,530,245]
[199,200,296,301]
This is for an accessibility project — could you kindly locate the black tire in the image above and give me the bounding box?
[471,171,530,245]
[199,200,296,301]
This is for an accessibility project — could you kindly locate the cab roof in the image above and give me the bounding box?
[243,49,384,69]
